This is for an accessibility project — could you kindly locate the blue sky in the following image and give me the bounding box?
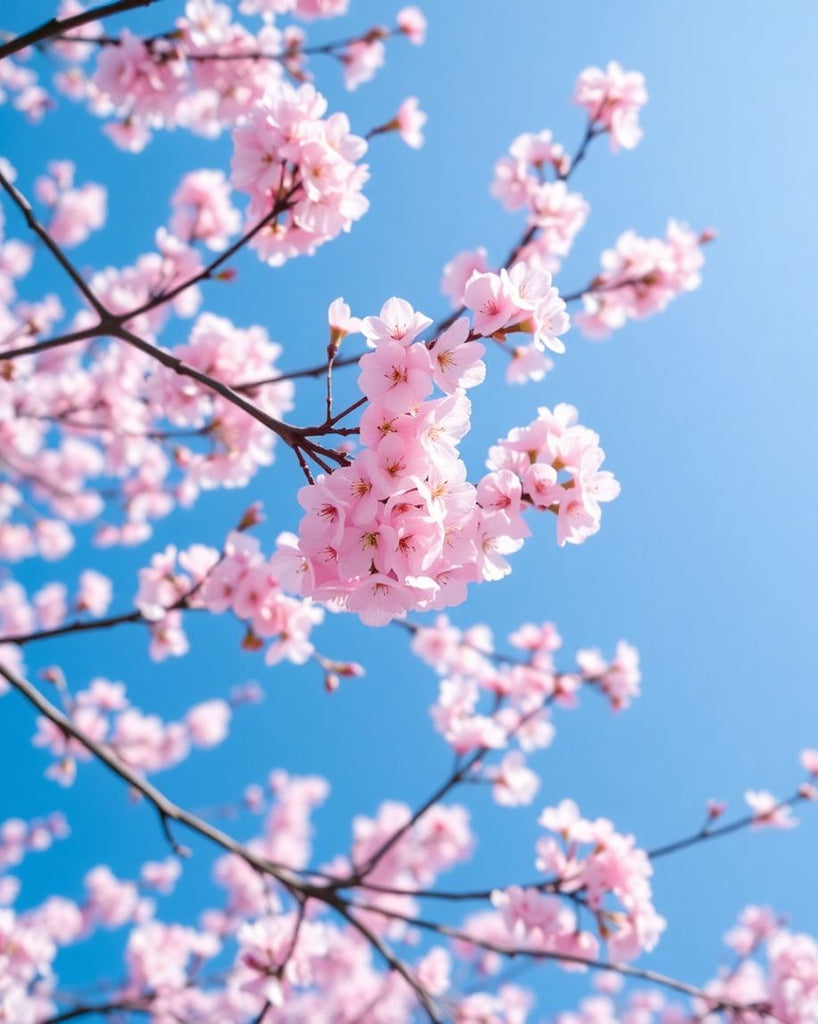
[2,0,818,1016]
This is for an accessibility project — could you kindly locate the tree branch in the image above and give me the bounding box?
[340,898,776,1017]
[0,168,106,316]
[432,117,602,335]
[0,661,303,892]
[346,791,811,906]
[43,1002,152,1024]
[333,902,443,1023]
[1,608,144,646]
[0,0,161,61]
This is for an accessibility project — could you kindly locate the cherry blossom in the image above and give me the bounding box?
[1,6,810,1023]
[574,62,648,151]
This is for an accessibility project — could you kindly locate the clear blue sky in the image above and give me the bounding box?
[2,0,818,1015]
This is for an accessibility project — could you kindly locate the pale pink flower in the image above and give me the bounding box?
[463,271,517,335]
[170,169,240,250]
[140,857,182,894]
[574,62,648,151]
[342,39,385,91]
[430,317,486,393]
[416,947,450,995]
[76,570,113,616]
[185,699,232,747]
[396,96,427,149]
[745,791,798,829]
[328,297,362,344]
[441,248,489,308]
[506,343,554,385]
[397,6,427,44]
[488,752,540,806]
[800,749,818,776]
[361,296,432,347]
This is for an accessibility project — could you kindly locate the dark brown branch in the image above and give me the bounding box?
[0,169,106,316]
[0,0,161,61]
[558,119,602,181]
[346,790,810,906]
[122,186,300,323]
[43,1001,152,1024]
[0,661,303,891]
[0,325,102,361]
[339,898,775,1017]
[333,902,442,1024]
[348,750,484,884]
[648,794,806,860]
[0,558,219,646]
[42,24,399,64]
[112,324,305,453]
[1,608,143,646]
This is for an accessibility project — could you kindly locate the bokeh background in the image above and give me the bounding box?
[2,0,818,1013]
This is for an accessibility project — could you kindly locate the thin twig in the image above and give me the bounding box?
[334,903,443,1023]
[42,1002,152,1024]
[340,897,776,1018]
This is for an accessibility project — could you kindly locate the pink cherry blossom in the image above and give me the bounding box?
[745,791,798,830]
[574,62,648,151]
[397,6,427,45]
[396,96,427,148]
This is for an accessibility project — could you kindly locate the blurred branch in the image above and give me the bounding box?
[0,0,161,61]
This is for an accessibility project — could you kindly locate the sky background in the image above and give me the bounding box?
[2,0,818,1016]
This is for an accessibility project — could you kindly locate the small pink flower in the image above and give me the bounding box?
[328,297,362,345]
[185,700,232,748]
[76,570,113,616]
[463,272,517,336]
[430,317,485,393]
[745,790,798,829]
[396,6,427,44]
[396,96,427,149]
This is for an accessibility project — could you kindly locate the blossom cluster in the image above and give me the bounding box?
[553,925,818,1024]
[414,615,639,804]
[135,530,326,666]
[0,854,203,1022]
[0,49,48,123]
[573,61,648,152]
[44,1,425,150]
[453,801,662,977]
[462,261,570,353]
[577,221,708,339]
[491,138,589,273]
[698,906,818,1024]
[0,570,112,638]
[31,674,247,786]
[282,292,611,625]
[440,250,556,385]
[535,799,665,959]
[170,168,241,250]
[0,812,69,876]
[441,255,571,383]
[487,402,620,547]
[34,160,106,248]
[230,82,369,264]
[1,282,294,556]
